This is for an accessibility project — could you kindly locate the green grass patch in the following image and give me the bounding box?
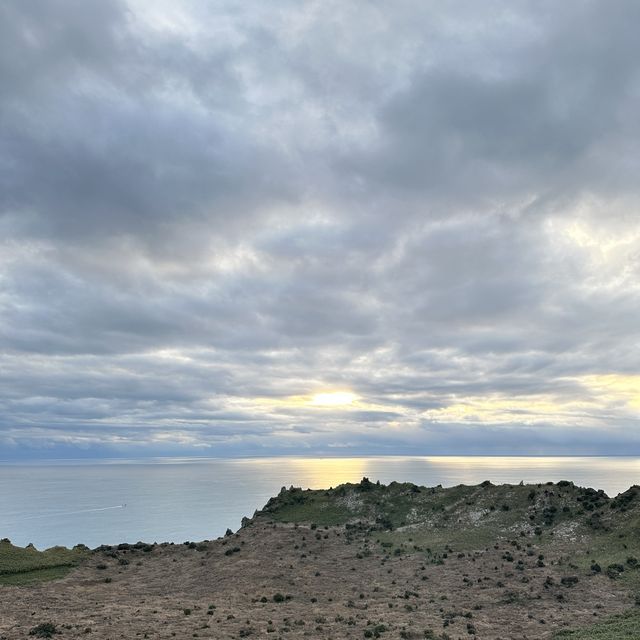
[267,492,355,526]
[562,523,640,591]
[376,525,499,555]
[0,565,77,586]
[0,539,87,585]
[553,608,640,639]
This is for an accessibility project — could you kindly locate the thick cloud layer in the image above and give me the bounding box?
[2,0,640,458]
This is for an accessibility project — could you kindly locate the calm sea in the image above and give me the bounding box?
[1,456,639,550]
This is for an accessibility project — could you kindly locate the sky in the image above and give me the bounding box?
[2,0,640,460]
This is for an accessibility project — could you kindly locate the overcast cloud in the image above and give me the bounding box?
[2,0,640,459]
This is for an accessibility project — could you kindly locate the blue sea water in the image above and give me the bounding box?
[1,456,639,549]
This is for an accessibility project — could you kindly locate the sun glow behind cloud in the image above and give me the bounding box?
[230,391,362,414]
[309,392,357,407]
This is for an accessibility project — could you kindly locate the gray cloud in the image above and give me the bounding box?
[2,0,640,458]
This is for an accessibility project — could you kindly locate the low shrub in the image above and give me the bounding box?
[29,623,58,638]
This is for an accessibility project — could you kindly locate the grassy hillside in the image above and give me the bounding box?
[258,478,640,536]
[0,538,88,585]
[256,478,640,583]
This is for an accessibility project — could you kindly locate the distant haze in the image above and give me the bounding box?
[2,1,640,459]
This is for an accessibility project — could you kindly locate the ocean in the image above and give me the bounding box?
[1,456,638,549]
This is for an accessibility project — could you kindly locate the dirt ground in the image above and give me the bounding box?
[0,517,633,640]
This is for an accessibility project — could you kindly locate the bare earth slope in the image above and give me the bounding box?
[2,479,640,639]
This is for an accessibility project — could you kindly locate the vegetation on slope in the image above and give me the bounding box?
[255,478,640,585]
[0,538,88,585]
[254,478,640,636]
[258,478,639,538]
[552,608,640,639]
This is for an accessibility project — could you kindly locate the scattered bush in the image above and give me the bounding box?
[224,547,241,556]
[29,623,58,638]
[560,576,579,588]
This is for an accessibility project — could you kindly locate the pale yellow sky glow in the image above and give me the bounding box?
[581,374,640,411]
[421,374,640,426]
[214,372,640,431]
[143,345,640,432]
[232,391,360,412]
[222,390,406,420]
[310,391,357,406]
[422,395,599,426]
